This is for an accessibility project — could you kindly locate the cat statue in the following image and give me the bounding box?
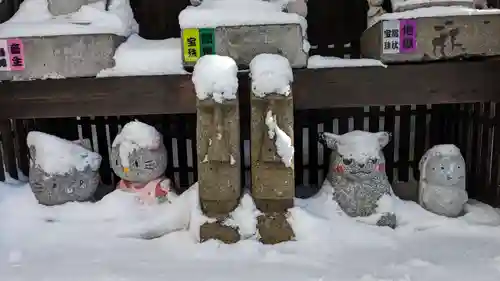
[319,130,397,228]
[110,120,176,205]
[27,131,102,206]
[418,144,468,217]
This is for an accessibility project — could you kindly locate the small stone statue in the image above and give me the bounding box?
[367,0,386,27]
[27,131,102,206]
[319,130,397,228]
[110,120,175,205]
[418,144,468,217]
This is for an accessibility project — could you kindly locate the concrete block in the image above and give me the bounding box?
[0,34,124,81]
[200,221,240,244]
[361,14,500,63]
[182,24,307,69]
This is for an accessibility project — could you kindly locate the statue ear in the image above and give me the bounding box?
[318,132,341,150]
[375,131,391,148]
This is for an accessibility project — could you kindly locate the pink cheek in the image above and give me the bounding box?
[333,165,345,173]
[376,163,385,172]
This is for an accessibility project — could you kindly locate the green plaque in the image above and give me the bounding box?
[199,28,215,56]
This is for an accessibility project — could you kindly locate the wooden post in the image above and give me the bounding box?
[250,59,295,244]
[196,93,241,243]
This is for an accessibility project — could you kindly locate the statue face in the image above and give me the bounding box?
[110,144,167,183]
[424,155,466,187]
[320,130,390,181]
[330,150,386,180]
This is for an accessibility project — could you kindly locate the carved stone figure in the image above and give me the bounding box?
[110,120,175,205]
[27,131,102,206]
[319,130,397,228]
[418,144,468,217]
[367,0,386,27]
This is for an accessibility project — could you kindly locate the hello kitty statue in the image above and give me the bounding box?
[418,144,468,217]
[319,130,397,228]
[110,120,176,205]
[27,131,102,206]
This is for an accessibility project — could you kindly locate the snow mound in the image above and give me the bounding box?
[265,110,294,167]
[326,131,386,162]
[192,54,238,103]
[224,194,261,239]
[112,120,162,168]
[426,144,461,156]
[250,54,293,97]
[0,0,138,37]
[98,34,187,77]
[179,0,307,36]
[307,56,387,69]
[2,179,500,280]
[376,6,500,22]
[26,131,102,175]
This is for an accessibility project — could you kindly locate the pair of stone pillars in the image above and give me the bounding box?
[196,59,295,244]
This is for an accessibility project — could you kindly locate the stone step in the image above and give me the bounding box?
[361,14,500,63]
[0,34,124,81]
[181,24,307,69]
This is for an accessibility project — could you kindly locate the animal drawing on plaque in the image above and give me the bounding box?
[418,144,468,217]
[319,130,397,228]
[110,120,176,205]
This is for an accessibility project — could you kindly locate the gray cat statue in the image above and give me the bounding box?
[27,131,102,206]
[418,144,468,218]
[319,130,397,228]
[110,120,175,205]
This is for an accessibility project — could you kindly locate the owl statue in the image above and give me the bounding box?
[27,131,102,206]
[319,130,397,228]
[418,144,468,217]
[110,120,176,205]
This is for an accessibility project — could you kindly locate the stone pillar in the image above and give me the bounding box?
[196,93,241,243]
[250,65,295,244]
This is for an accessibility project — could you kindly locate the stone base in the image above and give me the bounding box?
[257,212,294,244]
[253,198,293,213]
[361,14,500,63]
[0,34,124,81]
[200,221,240,244]
[182,24,307,68]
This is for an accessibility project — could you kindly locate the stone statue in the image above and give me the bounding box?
[418,144,468,217]
[319,130,397,228]
[367,0,387,27]
[110,120,175,205]
[27,131,102,206]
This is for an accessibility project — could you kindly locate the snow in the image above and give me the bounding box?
[2,179,500,280]
[26,131,102,175]
[425,144,461,156]
[112,120,162,168]
[192,55,238,103]
[376,6,500,22]
[179,0,307,37]
[391,0,476,11]
[307,56,387,69]
[265,110,294,168]
[224,194,260,239]
[0,0,138,38]
[323,131,386,162]
[97,34,187,77]
[250,54,293,97]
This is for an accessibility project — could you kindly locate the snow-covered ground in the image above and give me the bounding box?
[2,178,500,281]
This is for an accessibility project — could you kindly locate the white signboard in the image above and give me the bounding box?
[382,20,400,54]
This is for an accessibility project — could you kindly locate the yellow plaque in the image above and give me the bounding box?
[182,28,201,63]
